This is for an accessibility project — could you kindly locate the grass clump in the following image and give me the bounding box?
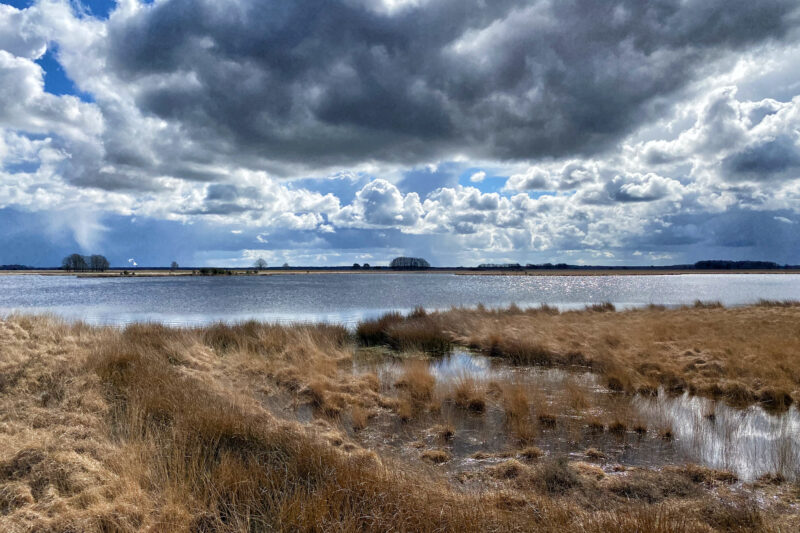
[430,423,455,442]
[420,449,451,464]
[356,312,404,346]
[451,375,487,413]
[534,457,581,495]
[356,312,452,353]
[519,446,544,460]
[489,459,527,479]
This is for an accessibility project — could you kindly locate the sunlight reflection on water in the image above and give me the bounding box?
[634,392,800,481]
[1,273,800,325]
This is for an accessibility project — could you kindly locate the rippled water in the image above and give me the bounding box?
[1,273,799,325]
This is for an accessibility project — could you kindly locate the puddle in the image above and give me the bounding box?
[352,350,681,472]
[350,349,800,481]
[635,392,800,481]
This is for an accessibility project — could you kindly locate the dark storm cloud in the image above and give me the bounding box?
[104,0,800,171]
[721,135,800,181]
[629,209,800,264]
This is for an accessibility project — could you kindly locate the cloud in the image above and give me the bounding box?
[1,0,800,266]
[469,171,486,183]
[67,0,797,182]
[0,4,47,59]
[336,179,423,227]
[504,168,553,191]
[721,135,800,181]
[608,173,685,203]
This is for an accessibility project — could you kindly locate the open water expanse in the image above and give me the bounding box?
[1,273,799,326]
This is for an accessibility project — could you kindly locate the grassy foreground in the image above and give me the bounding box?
[0,304,798,531]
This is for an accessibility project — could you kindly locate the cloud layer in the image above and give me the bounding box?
[0,0,799,266]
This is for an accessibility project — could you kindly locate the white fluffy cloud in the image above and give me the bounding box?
[0,1,799,264]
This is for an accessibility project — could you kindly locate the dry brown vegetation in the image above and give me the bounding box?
[1,311,798,531]
[362,302,800,411]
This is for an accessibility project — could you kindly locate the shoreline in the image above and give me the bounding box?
[1,268,799,278]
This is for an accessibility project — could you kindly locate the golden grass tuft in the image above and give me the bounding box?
[394,359,436,419]
[488,459,527,479]
[350,405,368,431]
[420,449,451,464]
[451,375,487,413]
[519,446,544,461]
[430,423,455,442]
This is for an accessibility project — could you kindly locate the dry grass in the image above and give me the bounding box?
[350,405,368,431]
[394,359,437,418]
[502,383,537,443]
[430,423,455,443]
[420,449,451,464]
[450,375,487,413]
[0,313,797,532]
[357,311,452,353]
[368,302,800,411]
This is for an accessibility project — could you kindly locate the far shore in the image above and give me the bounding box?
[1,268,800,278]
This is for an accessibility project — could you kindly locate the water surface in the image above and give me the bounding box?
[353,350,799,480]
[0,273,798,325]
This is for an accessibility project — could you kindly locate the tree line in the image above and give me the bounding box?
[61,253,110,272]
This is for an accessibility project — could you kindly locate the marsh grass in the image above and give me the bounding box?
[356,312,452,353]
[394,359,437,419]
[1,313,797,532]
[503,383,536,443]
[450,374,487,413]
[361,302,800,411]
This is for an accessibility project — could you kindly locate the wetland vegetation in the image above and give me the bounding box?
[1,302,799,531]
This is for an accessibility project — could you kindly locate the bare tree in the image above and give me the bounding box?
[62,253,88,272]
[254,258,268,270]
[89,255,110,272]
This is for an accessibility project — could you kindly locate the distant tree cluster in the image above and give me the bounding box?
[693,260,782,270]
[525,263,571,270]
[197,267,231,276]
[254,258,268,270]
[390,257,430,270]
[61,253,110,272]
[477,263,522,270]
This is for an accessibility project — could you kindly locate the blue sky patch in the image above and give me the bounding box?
[35,46,94,101]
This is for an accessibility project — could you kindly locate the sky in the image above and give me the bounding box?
[1,1,800,267]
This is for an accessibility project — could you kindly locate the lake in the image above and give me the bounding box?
[1,273,799,326]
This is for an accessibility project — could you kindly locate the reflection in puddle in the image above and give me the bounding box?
[635,392,800,481]
[352,349,799,481]
[353,350,679,472]
[429,352,492,380]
